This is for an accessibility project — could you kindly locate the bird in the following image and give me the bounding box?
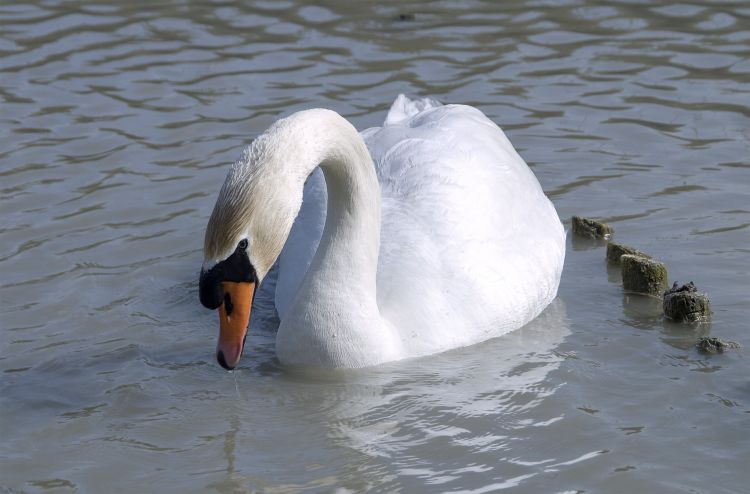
[199,95,565,370]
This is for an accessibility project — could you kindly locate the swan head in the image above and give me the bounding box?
[199,137,303,370]
[199,238,257,370]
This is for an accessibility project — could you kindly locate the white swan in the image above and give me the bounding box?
[199,95,565,369]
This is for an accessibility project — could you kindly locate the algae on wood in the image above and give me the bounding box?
[572,216,613,239]
[696,336,739,353]
[621,254,668,295]
[663,281,711,322]
[606,242,650,264]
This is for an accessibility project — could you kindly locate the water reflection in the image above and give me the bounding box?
[660,319,711,351]
[571,234,608,251]
[620,292,662,327]
[220,300,570,489]
[328,300,569,456]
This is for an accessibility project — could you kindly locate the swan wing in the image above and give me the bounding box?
[365,97,565,355]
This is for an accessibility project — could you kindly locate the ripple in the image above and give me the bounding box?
[693,222,750,235]
[1,1,749,493]
[648,184,709,197]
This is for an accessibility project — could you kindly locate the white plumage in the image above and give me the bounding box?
[266,95,565,367]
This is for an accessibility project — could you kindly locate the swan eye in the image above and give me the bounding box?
[238,239,248,251]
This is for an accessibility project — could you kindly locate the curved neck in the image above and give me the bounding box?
[266,109,381,301]
[301,112,381,296]
[271,110,401,367]
[270,109,396,366]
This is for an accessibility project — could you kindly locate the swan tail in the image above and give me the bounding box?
[384,94,442,126]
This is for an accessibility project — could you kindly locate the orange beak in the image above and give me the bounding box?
[216,281,255,370]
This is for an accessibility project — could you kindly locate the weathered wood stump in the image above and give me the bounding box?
[572,216,613,239]
[696,336,739,353]
[621,254,668,295]
[663,282,711,322]
[606,242,650,264]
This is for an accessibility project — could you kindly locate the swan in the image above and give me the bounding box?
[199,95,565,370]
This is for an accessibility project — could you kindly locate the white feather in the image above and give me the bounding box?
[266,95,566,367]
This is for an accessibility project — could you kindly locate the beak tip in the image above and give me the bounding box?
[217,350,236,370]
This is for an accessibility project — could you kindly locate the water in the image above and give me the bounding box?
[2,1,749,492]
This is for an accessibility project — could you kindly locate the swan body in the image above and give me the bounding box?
[201,95,565,369]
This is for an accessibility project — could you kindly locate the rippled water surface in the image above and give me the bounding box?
[2,1,749,492]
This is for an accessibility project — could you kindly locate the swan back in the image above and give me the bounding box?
[367,102,565,355]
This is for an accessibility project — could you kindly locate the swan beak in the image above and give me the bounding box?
[216,281,255,370]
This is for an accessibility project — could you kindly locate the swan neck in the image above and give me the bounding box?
[301,112,381,291]
[274,109,391,367]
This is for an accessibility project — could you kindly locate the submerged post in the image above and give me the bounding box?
[621,254,668,295]
[663,282,711,322]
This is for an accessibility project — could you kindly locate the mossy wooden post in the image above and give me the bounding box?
[606,242,650,264]
[621,254,668,295]
[572,216,613,239]
[696,336,738,353]
[663,282,711,322]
